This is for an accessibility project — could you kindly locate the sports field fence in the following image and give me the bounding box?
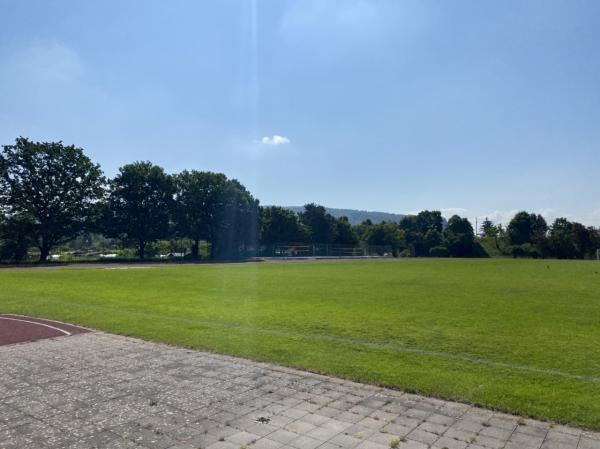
[261,243,394,258]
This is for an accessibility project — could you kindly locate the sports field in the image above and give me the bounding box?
[1,259,599,429]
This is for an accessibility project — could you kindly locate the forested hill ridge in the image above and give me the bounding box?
[282,206,406,225]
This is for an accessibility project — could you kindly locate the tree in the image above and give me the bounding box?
[0,213,35,262]
[174,170,229,259]
[299,203,337,243]
[549,218,576,259]
[444,215,476,257]
[549,218,595,259]
[0,137,105,261]
[334,216,358,245]
[172,171,259,260]
[363,221,405,254]
[399,210,443,256]
[480,218,495,237]
[260,206,309,245]
[591,228,600,258]
[211,178,259,259]
[571,223,595,259]
[508,212,548,245]
[104,162,175,259]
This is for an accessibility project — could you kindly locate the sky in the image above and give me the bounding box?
[1,0,599,226]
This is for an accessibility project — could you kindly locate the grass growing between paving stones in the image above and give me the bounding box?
[1,258,600,428]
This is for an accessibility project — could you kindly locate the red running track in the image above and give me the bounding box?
[0,315,89,346]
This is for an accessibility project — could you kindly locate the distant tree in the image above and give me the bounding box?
[0,137,105,261]
[571,222,594,259]
[299,203,337,243]
[334,216,358,245]
[476,221,510,256]
[480,218,495,237]
[363,221,406,254]
[260,206,309,245]
[399,210,443,256]
[549,218,595,259]
[591,228,600,257]
[104,162,175,259]
[549,218,577,259]
[508,212,548,246]
[444,215,476,257]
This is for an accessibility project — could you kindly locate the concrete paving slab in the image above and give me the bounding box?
[0,332,598,449]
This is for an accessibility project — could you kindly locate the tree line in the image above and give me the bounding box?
[0,138,259,261]
[479,212,599,260]
[1,138,599,262]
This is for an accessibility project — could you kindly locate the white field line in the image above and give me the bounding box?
[22,300,600,384]
[3,313,91,330]
[0,316,71,336]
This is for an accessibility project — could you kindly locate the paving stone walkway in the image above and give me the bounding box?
[1,332,599,449]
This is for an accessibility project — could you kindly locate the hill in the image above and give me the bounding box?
[282,206,406,225]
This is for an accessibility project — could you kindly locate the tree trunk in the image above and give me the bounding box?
[39,245,50,262]
[191,239,199,260]
[39,238,50,262]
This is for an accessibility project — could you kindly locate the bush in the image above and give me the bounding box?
[429,246,449,257]
[511,243,541,259]
[471,242,490,258]
[399,249,412,258]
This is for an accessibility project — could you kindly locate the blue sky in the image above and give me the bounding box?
[1,0,599,226]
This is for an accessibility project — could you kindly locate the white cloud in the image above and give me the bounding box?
[571,208,600,227]
[482,210,519,225]
[261,135,290,145]
[477,208,600,227]
[441,207,468,217]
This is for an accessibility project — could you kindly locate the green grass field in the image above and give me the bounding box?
[1,259,600,428]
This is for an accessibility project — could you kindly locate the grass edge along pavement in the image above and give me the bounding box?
[1,258,600,429]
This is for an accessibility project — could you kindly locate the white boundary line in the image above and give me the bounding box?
[0,316,72,336]
[2,314,91,330]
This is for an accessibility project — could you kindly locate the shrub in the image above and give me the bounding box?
[399,249,412,258]
[429,246,449,257]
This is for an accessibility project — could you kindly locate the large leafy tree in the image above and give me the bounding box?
[104,162,175,259]
[260,206,309,245]
[0,137,105,261]
[211,178,260,259]
[172,171,258,260]
[174,170,229,259]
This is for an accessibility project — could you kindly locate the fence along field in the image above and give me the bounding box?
[1,258,600,429]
